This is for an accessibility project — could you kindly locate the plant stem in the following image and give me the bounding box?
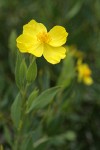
[13,84,28,150]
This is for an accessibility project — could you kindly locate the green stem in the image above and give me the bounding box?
[13,84,29,150]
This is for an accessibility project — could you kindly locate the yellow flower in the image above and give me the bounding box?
[16,20,68,64]
[77,59,93,85]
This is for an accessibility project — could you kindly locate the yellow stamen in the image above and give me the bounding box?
[37,32,51,43]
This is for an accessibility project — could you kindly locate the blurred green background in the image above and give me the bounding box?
[0,0,100,150]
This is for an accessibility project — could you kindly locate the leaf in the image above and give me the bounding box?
[8,30,17,52]
[4,126,12,146]
[26,86,60,113]
[15,52,23,88]
[8,30,17,73]
[26,89,39,112]
[11,93,22,129]
[57,53,75,87]
[66,0,84,19]
[20,137,34,150]
[19,59,27,89]
[34,131,76,149]
[26,57,37,84]
[20,126,42,150]
[15,52,27,89]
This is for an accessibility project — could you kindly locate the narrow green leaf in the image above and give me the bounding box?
[15,52,23,88]
[8,30,17,52]
[20,137,34,150]
[57,53,75,87]
[26,89,39,112]
[4,126,12,146]
[26,58,37,84]
[19,59,27,88]
[8,30,17,73]
[66,0,84,19]
[26,86,60,113]
[34,131,76,149]
[11,93,22,128]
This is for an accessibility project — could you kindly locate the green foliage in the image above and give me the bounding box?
[26,57,37,84]
[19,59,27,89]
[8,30,17,73]
[57,53,75,87]
[4,126,12,146]
[15,52,24,89]
[11,93,22,129]
[0,0,100,150]
[26,86,60,113]
[26,89,39,112]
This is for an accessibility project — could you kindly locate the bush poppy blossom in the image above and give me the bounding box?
[77,59,93,85]
[16,20,68,64]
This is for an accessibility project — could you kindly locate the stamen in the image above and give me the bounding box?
[37,32,51,43]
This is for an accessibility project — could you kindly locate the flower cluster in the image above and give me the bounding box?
[16,19,68,64]
[77,59,93,85]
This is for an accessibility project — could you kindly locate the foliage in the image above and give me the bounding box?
[0,0,100,150]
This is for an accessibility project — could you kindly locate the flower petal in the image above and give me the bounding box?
[48,26,68,47]
[43,44,66,64]
[23,19,47,36]
[16,33,43,57]
[83,77,93,85]
[16,34,36,52]
[28,43,43,57]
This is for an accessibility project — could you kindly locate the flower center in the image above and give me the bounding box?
[37,32,51,43]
